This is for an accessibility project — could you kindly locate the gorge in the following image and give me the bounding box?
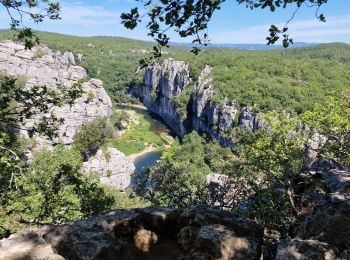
[130,59,262,147]
[0,31,349,260]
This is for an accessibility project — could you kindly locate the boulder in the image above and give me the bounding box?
[276,238,338,260]
[185,224,260,260]
[82,148,135,191]
[0,206,263,260]
[0,231,64,260]
[297,194,350,253]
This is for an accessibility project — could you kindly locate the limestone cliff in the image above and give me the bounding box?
[0,41,112,149]
[130,58,262,147]
[0,41,134,190]
[130,59,189,137]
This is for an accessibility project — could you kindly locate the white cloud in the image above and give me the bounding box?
[53,2,121,27]
[210,15,350,44]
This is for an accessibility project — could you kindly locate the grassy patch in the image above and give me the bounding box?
[109,109,164,156]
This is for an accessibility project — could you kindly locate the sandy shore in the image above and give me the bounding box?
[128,146,157,162]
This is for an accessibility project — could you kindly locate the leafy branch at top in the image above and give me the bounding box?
[121,0,328,63]
[0,0,61,49]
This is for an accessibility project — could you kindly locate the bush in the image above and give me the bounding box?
[33,48,48,59]
[87,90,95,102]
[0,146,115,235]
[73,117,114,157]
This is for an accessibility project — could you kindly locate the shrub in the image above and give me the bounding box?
[87,90,95,102]
[73,117,114,157]
[33,48,48,59]
[0,146,115,234]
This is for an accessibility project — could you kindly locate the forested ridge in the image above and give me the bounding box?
[0,30,349,113]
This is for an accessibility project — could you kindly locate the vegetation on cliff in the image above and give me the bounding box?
[137,95,350,233]
[0,73,146,237]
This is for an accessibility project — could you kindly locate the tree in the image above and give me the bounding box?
[233,110,306,230]
[73,117,114,158]
[121,0,328,61]
[0,146,115,235]
[1,0,61,48]
[302,94,350,166]
[0,73,82,199]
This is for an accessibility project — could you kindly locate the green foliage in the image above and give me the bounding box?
[283,43,350,63]
[111,110,129,130]
[171,86,194,120]
[103,187,150,209]
[302,94,350,166]
[113,110,163,155]
[73,117,114,156]
[33,48,48,59]
[135,132,234,207]
[174,47,350,113]
[87,90,95,102]
[103,148,112,162]
[0,146,115,234]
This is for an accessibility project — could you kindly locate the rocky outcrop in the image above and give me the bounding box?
[0,206,263,260]
[0,41,84,87]
[0,41,112,150]
[297,194,350,257]
[131,59,189,137]
[82,148,135,191]
[130,58,260,146]
[0,41,131,191]
[276,159,350,259]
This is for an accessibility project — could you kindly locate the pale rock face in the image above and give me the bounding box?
[0,41,85,87]
[130,58,190,137]
[0,231,63,260]
[130,59,260,147]
[82,148,135,191]
[0,41,112,150]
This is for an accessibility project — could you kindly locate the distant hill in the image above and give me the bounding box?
[170,42,319,50]
[282,42,350,63]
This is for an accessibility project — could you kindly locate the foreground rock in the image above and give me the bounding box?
[82,148,135,191]
[296,194,350,258]
[0,206,263,260]
[276,238,338,260]
[276,160,350,259]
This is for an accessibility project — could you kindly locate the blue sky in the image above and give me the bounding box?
[0,0,349,44]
